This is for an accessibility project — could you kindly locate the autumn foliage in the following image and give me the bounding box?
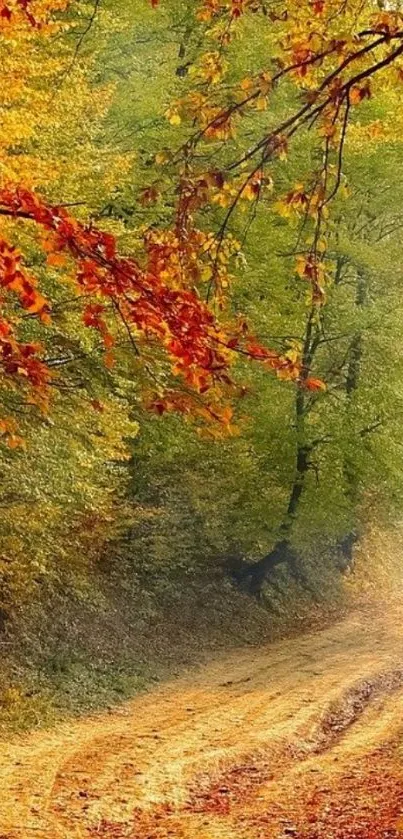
[2,0,403,443]
[0,0,310,443]
[156,0,403,346]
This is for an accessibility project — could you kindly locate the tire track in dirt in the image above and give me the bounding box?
[1,605,403,838]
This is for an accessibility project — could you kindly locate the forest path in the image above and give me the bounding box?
[2,602,403,837]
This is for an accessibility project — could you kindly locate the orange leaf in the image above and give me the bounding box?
[304,377,326,391]
[47,252,67,268]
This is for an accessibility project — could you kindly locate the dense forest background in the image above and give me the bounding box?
[2,0,403,729]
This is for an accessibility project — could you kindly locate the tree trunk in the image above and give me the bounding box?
[337,272,366,571]
[235,314,318,596]
[175,5,194,77]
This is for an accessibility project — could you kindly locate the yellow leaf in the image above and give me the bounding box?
[256,96,268,111]
[165,107,181,125]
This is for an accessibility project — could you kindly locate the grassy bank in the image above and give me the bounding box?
[0,555,348,735]
[1,522,400,735]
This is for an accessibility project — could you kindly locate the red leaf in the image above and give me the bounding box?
[90,400,104,412]
[304,377,326,392]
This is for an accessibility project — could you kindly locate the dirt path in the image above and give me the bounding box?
[2,604,403,838]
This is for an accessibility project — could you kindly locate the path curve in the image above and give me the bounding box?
[2,604,403,838]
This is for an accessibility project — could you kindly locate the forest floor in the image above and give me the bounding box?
[1,600,403,838]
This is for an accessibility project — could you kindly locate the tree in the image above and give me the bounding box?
[130,0,403,592]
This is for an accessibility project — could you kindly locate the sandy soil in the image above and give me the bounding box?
[2,603,403,838]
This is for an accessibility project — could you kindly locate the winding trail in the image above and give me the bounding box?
[2,603,403,838]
